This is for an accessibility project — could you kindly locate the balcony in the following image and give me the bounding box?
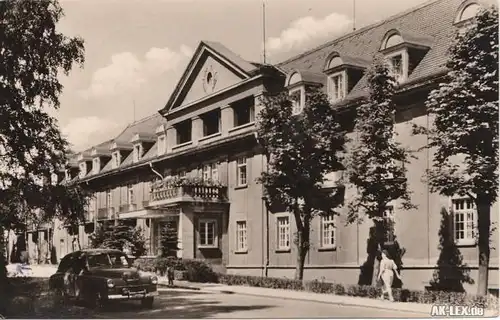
[97,207,116,221]
[149,185,227,208]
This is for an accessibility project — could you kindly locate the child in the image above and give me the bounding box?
[167,266,174,286]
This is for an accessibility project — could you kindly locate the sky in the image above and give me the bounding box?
[56,0,429,152]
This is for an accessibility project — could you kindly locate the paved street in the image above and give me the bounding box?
[96,288,427,319]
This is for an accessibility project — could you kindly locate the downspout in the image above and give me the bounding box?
[148,162,164,255]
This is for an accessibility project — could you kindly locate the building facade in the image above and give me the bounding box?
[27,0,498,294]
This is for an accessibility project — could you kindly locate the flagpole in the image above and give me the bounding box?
[262,0,266,64]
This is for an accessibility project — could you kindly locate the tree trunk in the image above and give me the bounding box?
[476,194,491,296]
[294,217,310,281]
[371,220,385,286]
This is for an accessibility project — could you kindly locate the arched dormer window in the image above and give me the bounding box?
[285,71,306,115]
[455,1,481,24]
[323,52,367,103]
[382,33,404,50]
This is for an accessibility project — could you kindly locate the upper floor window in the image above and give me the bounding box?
[175,120,192,145]
[232,96,255,127]
[202,163,219,181]
[456,2,481,23]
[201,109,221,137]
[452,198,476,246]
[289,87,304,115]
[386,51,408,84]
[157,135,166,155]
[327,71,346,103]
[106,190,113,208]
[79,163,86,179]
[88,197,96,213]
[133,144,142,162]
[320,213,336,248]
[127,185,135,205]
[236,157,247,186]
[92,158,100,174]
[65,169,71,182]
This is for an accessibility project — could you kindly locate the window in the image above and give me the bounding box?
[202,163,218,181]
[176,120,192,145]
[452,198,476,245]
[65,169,71,182]
[458,3,480,22]
[327,72,345,102]
[177,170,186,178]
[92,158,100,174]
[127,185,134,205]
[277,216,290,250]
[383,206,396,243]
[112,152,120,168]
[199,219,217,248]
[289,87,304,115]
[106,190,112,208]
[236,221,248,251]
[157,135,166,155]
[388,53,405,83]
[79,163,86,178]
[236,157,247,186]
[320,214,336,248]
[202,109,221,136]
[233,97,255,127]
[133,144,142,162]
[88,197,96,213]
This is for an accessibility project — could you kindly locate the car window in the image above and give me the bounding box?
[87,252,129,268]
[57,254,74,273]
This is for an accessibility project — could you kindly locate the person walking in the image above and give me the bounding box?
[377,249,401,302]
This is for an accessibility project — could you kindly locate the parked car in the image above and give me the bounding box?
[49,249,158,309]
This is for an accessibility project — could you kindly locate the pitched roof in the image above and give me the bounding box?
[113,114,166,144]
[277,0,464,98]
[203,41,261,74]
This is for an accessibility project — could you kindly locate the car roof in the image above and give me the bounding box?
[75,248,123,255]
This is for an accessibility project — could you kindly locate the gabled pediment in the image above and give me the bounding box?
[161,41,260,115]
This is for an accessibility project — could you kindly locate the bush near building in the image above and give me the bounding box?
[133,257,218,283]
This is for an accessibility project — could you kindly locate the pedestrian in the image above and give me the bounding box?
[377,249,401,302]
[167,265,174,286]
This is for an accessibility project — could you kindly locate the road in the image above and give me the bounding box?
[96,288,427,318]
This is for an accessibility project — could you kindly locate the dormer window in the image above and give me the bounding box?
[380,30,430,85]
[157,135,166,155]
[327,71,346,103]
[133,144,142,162]
[289,87,304,115]
[79,162,86,179]
[455,2,481,24]
[285,70,323,114]
[112,151,121,169]
[92,158,100,174]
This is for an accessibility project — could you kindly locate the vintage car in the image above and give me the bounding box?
[49,249,159,309]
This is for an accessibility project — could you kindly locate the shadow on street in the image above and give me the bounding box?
[97,289,275,318]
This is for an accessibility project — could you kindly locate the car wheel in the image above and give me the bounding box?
[88,291,104,310]
[52,287,69,303]
[141,297,154,309]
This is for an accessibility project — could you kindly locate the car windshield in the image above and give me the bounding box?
[87,252,129,268]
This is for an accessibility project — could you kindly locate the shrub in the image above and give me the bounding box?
[183,259,218,283]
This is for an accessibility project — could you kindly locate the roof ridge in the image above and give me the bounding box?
[276,0,442,67]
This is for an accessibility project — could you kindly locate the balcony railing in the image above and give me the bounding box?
[149,185,227,207]
[97,207,115,220]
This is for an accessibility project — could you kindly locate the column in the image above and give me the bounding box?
[221,105,234,135]
[166,126,177,153]
[191,116,203,146]
[180,207,195,259]
[177,215,183,258]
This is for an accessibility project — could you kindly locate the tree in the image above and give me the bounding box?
[344,58,414,286]
[159,221,179,257]
[429,207,474,292]
[0,0,84,294]
[413,7,498,296]
[89,222,147,258]
[257,88,346,280]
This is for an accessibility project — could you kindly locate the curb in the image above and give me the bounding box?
[158,283,201,291]
[199,287,431,315]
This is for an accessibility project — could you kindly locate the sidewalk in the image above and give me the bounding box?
[158,279,499,317]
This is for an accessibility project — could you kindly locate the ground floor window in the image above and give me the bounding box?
[277,216,290,250]
[320,214,336,248]
[452,198,476,246]
[236,221,247,251]
[199,219,217,248]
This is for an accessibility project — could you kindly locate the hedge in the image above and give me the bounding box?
[133,257,218,283]
[217,274,499,310]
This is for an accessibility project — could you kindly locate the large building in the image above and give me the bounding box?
[22,0,498,293]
